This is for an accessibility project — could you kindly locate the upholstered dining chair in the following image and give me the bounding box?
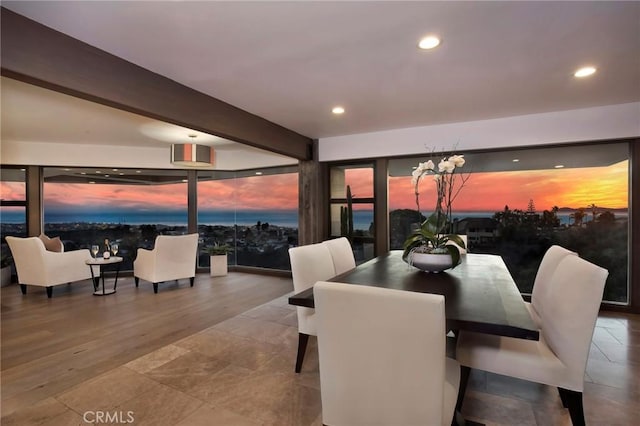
[322,237,356,275]
[456,255,608,426]
[288,242,336,373]
[133,233,199,293]
[315,281,460,426]
[525,244,577,326]
[6,236,96,298]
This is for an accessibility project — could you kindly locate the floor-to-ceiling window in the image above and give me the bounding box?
[388,142,630,304]
[198,166,298,271]
[329,164,375,263]
[42,168,189,271]
[0,167,27,238]
[1,167,27,281]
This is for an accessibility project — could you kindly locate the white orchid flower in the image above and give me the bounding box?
[449,155,465,167]
[438,159,455,173]
[424,160,435,171]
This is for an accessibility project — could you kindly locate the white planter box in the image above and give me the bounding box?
[210,255,228,277]
[1,266,12,287]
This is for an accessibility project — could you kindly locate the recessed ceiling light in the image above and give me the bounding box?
[181,179,188,183]
[80,172,87,175]
[418,35,441,50]
[112,168,118,171]
[95,170,102,174]
[136,170,142,173]
[255,171,263,175]
[332,106,345,115]
[574,66,596,78]
[63,168,71,171]
[89,181,96,184]
[512,159,520,163]
[104,174,110,177]
[555,164,565,169]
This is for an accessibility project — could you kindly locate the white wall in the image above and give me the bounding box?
[318,103,640,161]
[0,141,298,170]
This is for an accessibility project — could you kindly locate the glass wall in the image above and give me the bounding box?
[1,167,27,278]
[329,164,375,263]
[388,142,630,304]
[43,168,189,271]
[198,167,298,271]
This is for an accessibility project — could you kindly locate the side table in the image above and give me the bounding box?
[85,256,123,296]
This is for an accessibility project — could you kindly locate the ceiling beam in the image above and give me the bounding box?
[0,7,312,160]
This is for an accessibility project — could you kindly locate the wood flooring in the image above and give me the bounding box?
[2,274,639,425]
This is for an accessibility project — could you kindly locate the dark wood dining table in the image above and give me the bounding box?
[288,250,539,341]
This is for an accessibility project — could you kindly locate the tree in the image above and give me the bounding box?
[597,211,615,223]
[588,203,598,222]
[570,208,586,226]
[527,199,536,214]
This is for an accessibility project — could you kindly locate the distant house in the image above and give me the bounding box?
[454,218,499,248]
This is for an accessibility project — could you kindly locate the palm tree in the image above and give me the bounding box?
[570,208,586,226]
[588,203,598,222]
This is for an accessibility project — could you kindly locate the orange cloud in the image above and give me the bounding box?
[390,161,629,212]
[0,182,26,201]
[43,173,299,212]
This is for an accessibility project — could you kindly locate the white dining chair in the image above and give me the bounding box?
[315,281,460,426]
[456,255,608,426]
[525,245,577,326]
[288,242,336,373]
[322,237,356,275]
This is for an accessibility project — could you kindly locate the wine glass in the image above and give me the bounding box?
[91,245,99,259]
[111,243,119,257]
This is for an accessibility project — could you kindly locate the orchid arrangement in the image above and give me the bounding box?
[403,153,469,267]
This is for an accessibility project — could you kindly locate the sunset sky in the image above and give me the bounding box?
[389,160,629,211]
[0,161,628,214]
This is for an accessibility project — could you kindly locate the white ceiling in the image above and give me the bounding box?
[2,1,640,153]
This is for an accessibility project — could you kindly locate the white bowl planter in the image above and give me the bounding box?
[408,252,454,273]
[210,254,228,277]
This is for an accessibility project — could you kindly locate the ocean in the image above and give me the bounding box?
[1,209,627,229]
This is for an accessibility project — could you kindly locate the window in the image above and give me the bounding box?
[1,167,27,273]
[43,168,189,271]
[329,164,375,263]
[198,167,298,270]
[389,142,630,304]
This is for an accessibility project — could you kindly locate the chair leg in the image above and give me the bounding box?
[190,277,194,287]
[558,388,585,426]
[455,366,471,413]
[20,284,27,295]
[134,277,139,287]
[46,287,53,298]
[153,283,158,294]
[558,387,569,408]
[295,333,310,373]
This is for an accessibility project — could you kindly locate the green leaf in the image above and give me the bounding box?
[443,244,461,268]
[446,234,466,249]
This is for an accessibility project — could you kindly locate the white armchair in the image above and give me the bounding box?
[6,236,96,298]
[315,281,460,426]
[133,233,199,294]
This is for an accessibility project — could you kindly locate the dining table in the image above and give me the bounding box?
[288,250,539,341]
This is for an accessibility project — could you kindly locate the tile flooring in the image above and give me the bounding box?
[2,294,639,425]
